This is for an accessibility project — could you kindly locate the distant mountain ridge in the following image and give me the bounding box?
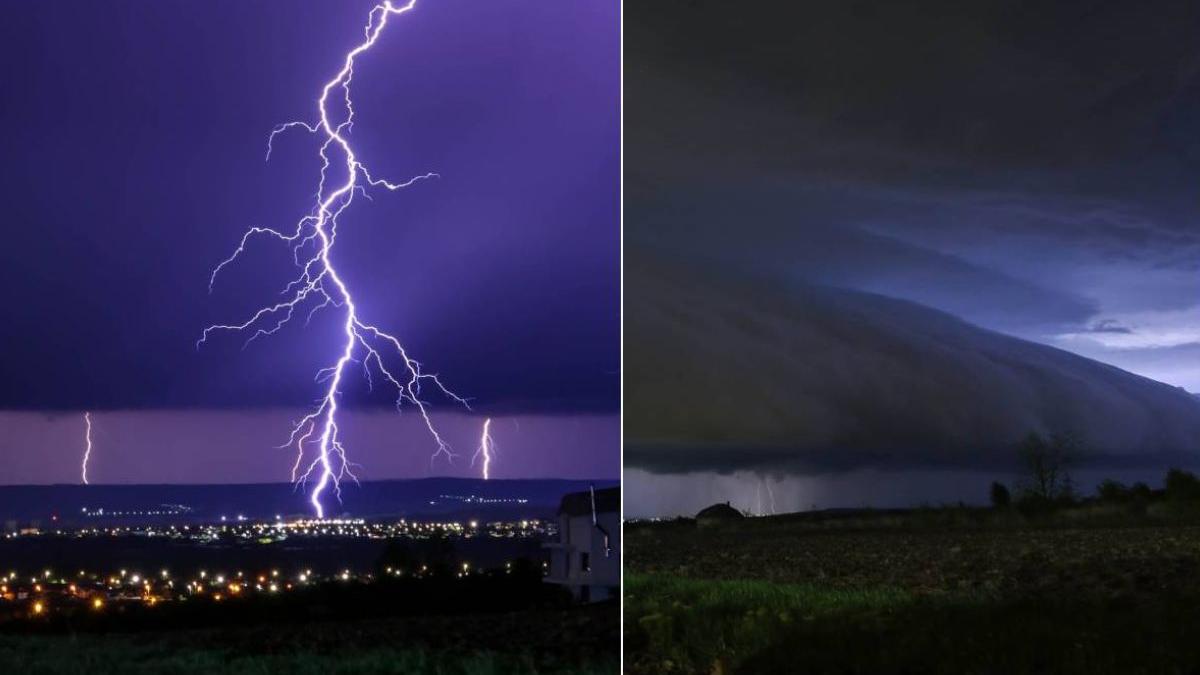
[0,478,618,526]
[626,250,1200,473]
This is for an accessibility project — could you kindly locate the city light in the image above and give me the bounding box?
[0,514,551,622]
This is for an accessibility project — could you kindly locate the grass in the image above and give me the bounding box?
[627,518,1200,597]
[624,517,1200,674]
[0,635,567,675]
[625,574,918,673]
[0,630,616,675]
[0,600,618,675]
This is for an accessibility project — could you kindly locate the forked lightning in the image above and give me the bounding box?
[201,0,466,517]
[472,418,495,480]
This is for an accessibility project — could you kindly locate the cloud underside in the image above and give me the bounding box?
[625,251,1200,474]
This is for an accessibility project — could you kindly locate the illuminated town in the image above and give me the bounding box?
[0,516,553,622]
[5,516,550,541]
[0,557,548,620]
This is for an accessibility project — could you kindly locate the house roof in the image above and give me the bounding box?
[558,486,620,517]
[696,502,744,520]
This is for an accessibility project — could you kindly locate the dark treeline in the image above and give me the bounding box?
[990,430,1200,516]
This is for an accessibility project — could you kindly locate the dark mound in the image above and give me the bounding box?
[696,502,744,524]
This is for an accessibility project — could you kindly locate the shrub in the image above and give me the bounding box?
[1014,492,1054,518]
[989,482,1011,509]
[1096,479,1129,502]
[1129,482,1153,500]
[1164,468,1200,502]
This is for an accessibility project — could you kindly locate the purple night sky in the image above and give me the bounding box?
[0,1,619,485]
[1,411,618,485]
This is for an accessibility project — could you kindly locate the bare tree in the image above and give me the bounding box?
[1017,431,1078,501]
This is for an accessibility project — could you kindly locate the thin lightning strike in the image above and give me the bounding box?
[201,0,467,518]
[471,418,495,480]
[81,412,93,485]
[590,485,612,558]
[754,479,777,516]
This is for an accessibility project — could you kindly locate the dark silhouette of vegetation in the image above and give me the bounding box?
[1165,468,1200,502]
[1096,479,1129,502]
[1130,482,1153,501]
[989,482,1011,509]
[1016,431,1077,504]
[1004,462,1200,519]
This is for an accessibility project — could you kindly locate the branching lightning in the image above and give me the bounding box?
[81,412,93,485]
[471,418,495,480]
[753,478,777,516]
[200,0,467,518]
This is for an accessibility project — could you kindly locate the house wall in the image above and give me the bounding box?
[546,509,620,602]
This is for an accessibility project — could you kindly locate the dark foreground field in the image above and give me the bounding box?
[1,604,617,675]
[0,575,618,674]
[625,510,1200,674]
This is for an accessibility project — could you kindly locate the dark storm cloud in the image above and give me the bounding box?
[0,1,618,413]
[629,0,1200,179]
[627,0,1200,396]
[624,251,1200,475]
[1086,320,1135,335]
[0,410,619,485]
[630,184,1102,334]
[626,0,1200,265]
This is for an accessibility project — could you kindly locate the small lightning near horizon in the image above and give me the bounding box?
[201,0,467,518]
[81,412,93,485]
[752,478,777,516]
[472,418,495,480]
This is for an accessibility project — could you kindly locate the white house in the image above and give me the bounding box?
[544,485,619,602]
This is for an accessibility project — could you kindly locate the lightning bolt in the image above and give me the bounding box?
[471,418,495,480]
[201,0,467,518]
[81,412,93,485]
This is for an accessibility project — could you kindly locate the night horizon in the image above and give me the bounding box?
[625,0,1200,519]
[624,4,1200,672]
[0,0,619,493]
[15,2,1200,673]
[0,4,620,670]
[0,410,618,486]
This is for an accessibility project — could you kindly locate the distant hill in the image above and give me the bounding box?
[0,478,618,527]
[626,251,1200,473]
